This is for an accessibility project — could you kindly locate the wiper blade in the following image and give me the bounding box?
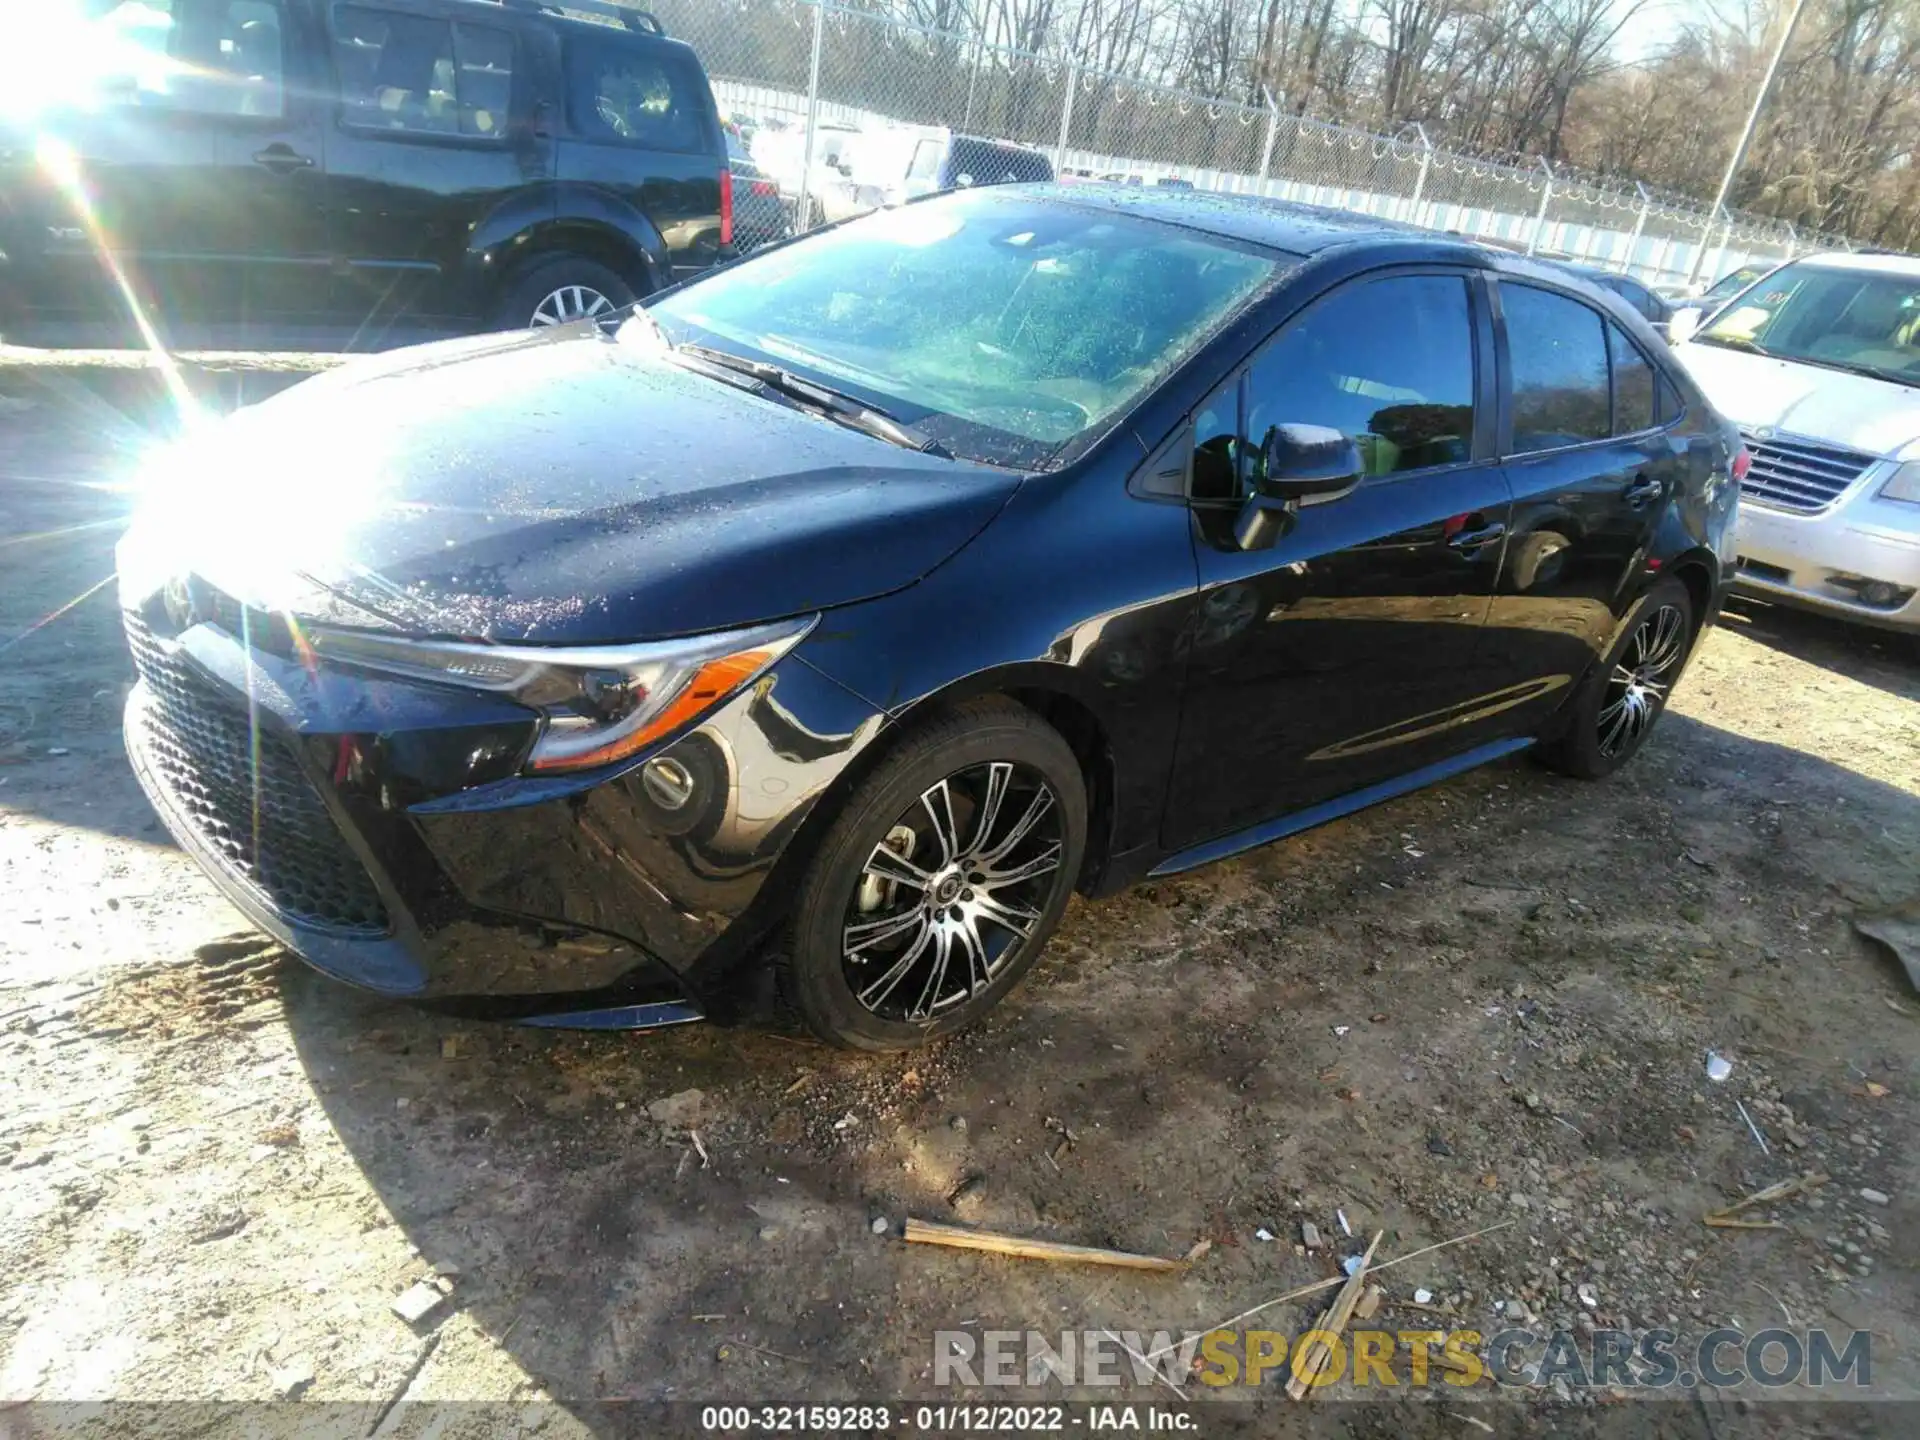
[1696,333,1772,357]
[677,344,951,457]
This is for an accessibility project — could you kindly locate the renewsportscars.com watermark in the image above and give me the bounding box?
[934,1326,1873,1392]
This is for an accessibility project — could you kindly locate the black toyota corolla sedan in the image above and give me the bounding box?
[117,186,1742,1050]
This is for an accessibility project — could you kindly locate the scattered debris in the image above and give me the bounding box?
[1331,1025,1350,1038]
[645,1088,705,1128]
[391,1281,445,1326]
[1705,1051,1734,1083]
[1425,1131,1453,1156]
[1860,1188,1891,1207]
[1287,1231,1381,1401]
[1704,1172,1828,1229]
[1254,1227,1275,1243]
[783,1072,812,1096]
[1342,1254,1365,1277]
[949,1115,967,1133]
[1335,1208,1351,1237]
[1734,1098,1772,1155]
[1855,903,1920,993]
[948,1173,986,1210]
[1184,1239,1212,1263]
[1413,1288,1433,1305]
[1858,1081,1892,1099]
[832,1111,856,1132]
[439,1035,459,1059]
[870,1216,889,1236]
[1577,1283,1598,1309]
[902,1218,1184,1272]
[1354,1285,1382,1321]
[690,1130,711,1169]
[1299,1221,1323,1251]
[270,1356,315,1398]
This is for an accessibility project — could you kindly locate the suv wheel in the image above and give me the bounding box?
[778,700,1087,1051]
[491,255,637,333]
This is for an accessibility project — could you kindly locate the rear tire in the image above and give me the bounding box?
[778,700,1087,1051]
[1537,577,1696,779]
[489,254,638,333]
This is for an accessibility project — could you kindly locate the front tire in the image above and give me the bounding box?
[1538,577,1696,779]
[780,700,1087,1051]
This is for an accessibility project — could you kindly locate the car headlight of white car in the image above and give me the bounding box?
[1881,461,1920,505]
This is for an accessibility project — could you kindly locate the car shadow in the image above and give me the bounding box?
[1718,594,1918,700]
[278,705,1920,1421]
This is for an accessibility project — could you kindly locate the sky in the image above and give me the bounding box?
[1612,0,1727,65]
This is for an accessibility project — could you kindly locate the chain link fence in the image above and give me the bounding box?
[651,0,1862,282]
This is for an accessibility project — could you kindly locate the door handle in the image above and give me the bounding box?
[1623,474,1663,508]
[253,145,315,173]
[1446,521,1506,551]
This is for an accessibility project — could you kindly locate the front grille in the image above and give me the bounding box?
[125,614,390,935]
[1738,429,1877,513]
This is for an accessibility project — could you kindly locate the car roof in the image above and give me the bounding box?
[995,183,1525,265]
[1788,251,1920,276]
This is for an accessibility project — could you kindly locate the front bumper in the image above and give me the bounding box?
[1732,495,1920,633]
[119,604,883,1021]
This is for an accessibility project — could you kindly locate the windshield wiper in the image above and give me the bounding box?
[676,344,952,457]
[1695,333,1773,357]
[1813,359,1919,389]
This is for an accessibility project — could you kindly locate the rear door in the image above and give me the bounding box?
[1478,280,1686,728]
[1162,268,1513,852]
[320,1,542,336]
[553,32,723,284]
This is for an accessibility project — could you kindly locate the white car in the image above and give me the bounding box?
[1671,252,1920,635]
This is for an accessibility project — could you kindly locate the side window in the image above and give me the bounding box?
[1189,375,1240,501]
[335,6,458,136]
[1656,374,1685,425]
[1243,274,1476,482]
[567,42,706,152]
[1609,324,1657,435]
[1503,283,1611,452]
[907,139,943,183]
[93,0,287,118]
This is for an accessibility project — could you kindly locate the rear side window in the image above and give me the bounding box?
[907,139,943,183]
[941,139,1052,188]
[1503,283,1610,451]
[89,0,287,118]
[1609,324,1657,435]
[333,6,514,138]
[567,41,709,152]
[1244,274,1477,480]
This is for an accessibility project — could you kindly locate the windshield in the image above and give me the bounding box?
[1704,266,1766,304]
[1697,262,1920,385]
[641,189,1284,467]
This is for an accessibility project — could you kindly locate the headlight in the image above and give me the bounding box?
[307,617,815,774]
[1881,461,1920,505]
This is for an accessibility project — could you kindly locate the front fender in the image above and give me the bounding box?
[464,183,671,296]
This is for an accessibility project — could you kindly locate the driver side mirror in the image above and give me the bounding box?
[1668,307,1702,344]
[1234,423,1365,551]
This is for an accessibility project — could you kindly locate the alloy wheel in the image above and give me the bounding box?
[530,284,617,328]
[841,761,1065,1023]
[1597,603,1686,757]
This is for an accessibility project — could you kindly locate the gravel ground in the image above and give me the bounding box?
[2,382,1918,1437]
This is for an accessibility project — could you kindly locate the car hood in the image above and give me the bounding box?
[122,327,1022,644]
[1674,341,1920,457]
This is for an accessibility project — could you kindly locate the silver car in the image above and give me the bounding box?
[1671,253,1920,635]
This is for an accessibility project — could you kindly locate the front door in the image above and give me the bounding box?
[2,0,308,344]
[1477,281,1681,730]
[1163,270,1513,853]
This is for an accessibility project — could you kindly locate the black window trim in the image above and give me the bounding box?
[327,1,520,148]
[1491,275,1684,461]
[1165,263,1496,507]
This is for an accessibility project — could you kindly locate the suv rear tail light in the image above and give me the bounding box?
[719,168,734,248]
[750,179,777,198]
[1731,447,1751,482]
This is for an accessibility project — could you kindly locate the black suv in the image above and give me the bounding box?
[0,0,731,349]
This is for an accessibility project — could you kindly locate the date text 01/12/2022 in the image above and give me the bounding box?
[699,1405,1196,1431]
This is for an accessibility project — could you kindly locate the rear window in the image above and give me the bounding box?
[941,139,1052,188]
[566,40,710,152]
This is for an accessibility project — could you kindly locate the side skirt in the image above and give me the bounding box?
[1148,736,1536,879]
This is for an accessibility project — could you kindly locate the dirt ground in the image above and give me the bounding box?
[3,379,1918,1438]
